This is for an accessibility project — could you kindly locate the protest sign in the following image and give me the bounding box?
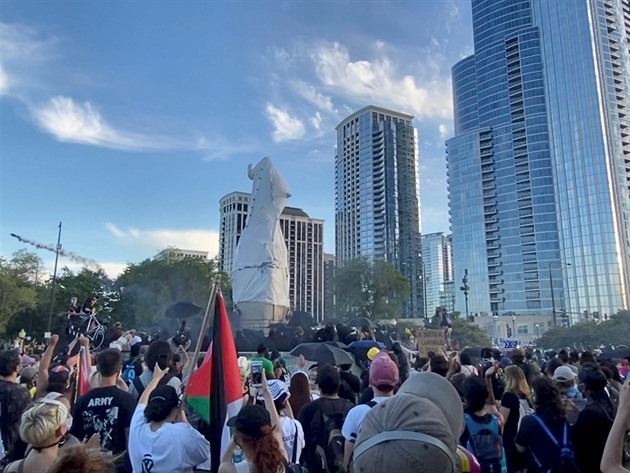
[499,338,519,350]
[416,329,445,356]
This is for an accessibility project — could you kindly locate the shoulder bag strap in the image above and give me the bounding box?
[291,420,298,464]
[132,376,145,396]
[532,415,559,447]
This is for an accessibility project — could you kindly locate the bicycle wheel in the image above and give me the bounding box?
[90,329,105,350]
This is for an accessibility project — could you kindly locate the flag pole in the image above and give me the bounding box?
[182,274,222,401]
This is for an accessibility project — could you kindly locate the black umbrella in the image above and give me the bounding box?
[324,341,349,350]
[165,301,202,319]
[598,348,630,361]
[287,311,317,327]
[290,343,354,366]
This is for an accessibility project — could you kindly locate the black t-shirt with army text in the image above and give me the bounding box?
[70,385,136,455]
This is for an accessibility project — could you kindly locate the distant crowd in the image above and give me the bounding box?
[1,322,629,473]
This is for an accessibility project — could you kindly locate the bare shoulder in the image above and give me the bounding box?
[218,462,238,473]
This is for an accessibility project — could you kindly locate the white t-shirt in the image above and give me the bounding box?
[129,404,209,473]
[341,396,390,441]
[279,416,305,463]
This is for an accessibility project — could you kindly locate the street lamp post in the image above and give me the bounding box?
[512,314,516,339]
[549,261,571,326]
[47,222,62,335]
[420,259,427,320]
[460,269,470,322]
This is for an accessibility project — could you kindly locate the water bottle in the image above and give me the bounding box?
[232,447,244,464]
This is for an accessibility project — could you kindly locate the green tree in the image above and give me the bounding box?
[111,249,230,330]
[536,310,630,349]
[334,258,410,320]
[0,250,42,335]
[451,316,492,348]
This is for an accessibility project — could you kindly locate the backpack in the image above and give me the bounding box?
[132,372,173,396]
[313,407,346,473]
[464,414,503,473]
[517,397,534,430]
[531,416,579,473]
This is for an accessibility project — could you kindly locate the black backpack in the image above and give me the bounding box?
[531,416,579,473]
[313,405,346,473]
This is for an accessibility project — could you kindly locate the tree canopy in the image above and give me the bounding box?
[0,250,42,334]
[536,310,630,349]
[334,258,410,320]
[111,248,230,330]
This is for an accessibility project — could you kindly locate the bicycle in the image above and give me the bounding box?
[77,312,107,350]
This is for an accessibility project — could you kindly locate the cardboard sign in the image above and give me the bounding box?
[416,329,445,356]
[499,338,519,350]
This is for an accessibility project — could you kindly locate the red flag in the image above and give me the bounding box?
[77,346,91,396]
[186,292,242,472]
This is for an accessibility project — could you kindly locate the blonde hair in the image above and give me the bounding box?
[504,365,531,398]
[20,399,67,448]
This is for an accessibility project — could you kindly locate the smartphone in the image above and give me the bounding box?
[251,361,263,387]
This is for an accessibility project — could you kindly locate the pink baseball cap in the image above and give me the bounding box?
[369,353,399,388]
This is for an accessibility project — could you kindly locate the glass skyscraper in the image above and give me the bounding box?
[447,0,630,325]
[335,106,424,318]
[421,232,454,317]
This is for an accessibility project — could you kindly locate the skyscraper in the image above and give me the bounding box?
[421,233,454,317]
[447,0,630,327]
[335,106,424,317]
[219,192,325,322]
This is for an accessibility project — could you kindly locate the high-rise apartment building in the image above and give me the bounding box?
[335,105,424,317]
[421,233,454,317]
[219,192,325,322]
[447,0,630,327]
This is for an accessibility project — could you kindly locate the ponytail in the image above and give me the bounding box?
[250,425,285,473]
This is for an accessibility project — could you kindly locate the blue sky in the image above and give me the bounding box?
[0,1,473,277]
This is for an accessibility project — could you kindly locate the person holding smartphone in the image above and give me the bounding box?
[128,363,209,473]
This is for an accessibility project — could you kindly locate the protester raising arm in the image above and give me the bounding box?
[138,363,169,406]
[35,334,58,399]
[601,379,630,473]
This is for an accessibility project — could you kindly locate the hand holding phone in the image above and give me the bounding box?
[251,361,263,387]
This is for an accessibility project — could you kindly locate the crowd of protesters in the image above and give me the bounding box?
[1,322,629,473]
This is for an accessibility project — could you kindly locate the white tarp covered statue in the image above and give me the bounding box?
[231,157,290,329]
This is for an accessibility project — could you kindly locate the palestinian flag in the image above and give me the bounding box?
[186,291,242,472]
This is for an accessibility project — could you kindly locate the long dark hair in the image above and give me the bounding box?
[579,365,615,421]
[289,372,311,416]
[532,376,565,426]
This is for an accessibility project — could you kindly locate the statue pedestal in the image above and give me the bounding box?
[237,301,289,334]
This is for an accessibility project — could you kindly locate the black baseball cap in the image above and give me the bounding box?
[148,385,179,410]
[227,404,271,439]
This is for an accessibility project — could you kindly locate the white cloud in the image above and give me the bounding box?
[438,123,450,139]
[106,223,219,257]
[31,96,172,150]
[41,259,128,279]
[0,23,56,97]
[265,103,306,142]
[308,42,452,120]
[0,65,8,96]
[310,112,323,130]
[292,82,337,115]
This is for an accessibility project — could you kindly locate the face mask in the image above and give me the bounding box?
[66,416,73,429]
